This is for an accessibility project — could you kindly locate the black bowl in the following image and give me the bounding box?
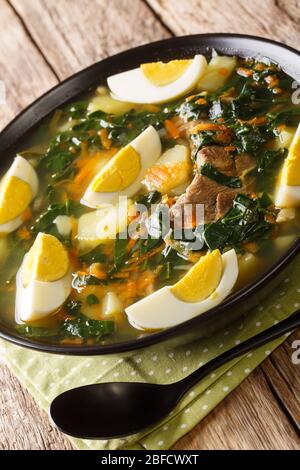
[1,33,300,355]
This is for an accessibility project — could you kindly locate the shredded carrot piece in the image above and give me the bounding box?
[21,208,32,223]
[126,238,136,254]
[195,98,208,105]
[191,122,227,133]
[237,67,253,78]
[240,116,267,126]
[164,119,180,139]
[185,94,196,102]
[264,213,276,224]
[17,226,32,241]
[273,87,283,95]
[98,129,112,149]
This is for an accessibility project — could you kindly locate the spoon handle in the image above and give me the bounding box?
[175,309,300,395]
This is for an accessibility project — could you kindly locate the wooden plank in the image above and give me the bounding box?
[9,0,170,80]
[0,364,72,450]
[173,367,300,450]
[0,0,299,451]
[0,0,57,130]
[261,330,300,433]
[147,0,300,49]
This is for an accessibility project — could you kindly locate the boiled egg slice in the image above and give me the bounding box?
[275,122,300,207]
[107,55,207,104]
[15,233,72,322]
[126,249,238,330]
[143,144,192,195]
[81,126,161,208]
[0,156,38,234]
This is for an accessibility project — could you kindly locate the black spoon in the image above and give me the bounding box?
[50,309,300,439]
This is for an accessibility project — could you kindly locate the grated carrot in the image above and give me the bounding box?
[17,226,32,241]
[195,98,208,105]
[164,119,180,139]
[191,122,227,133]
[237,67,253,78]
[98,128,112,149]
[21,208,32,223]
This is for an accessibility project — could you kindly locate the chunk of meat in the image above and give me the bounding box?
[196,145,236,176]
[235,153,256,177]
[170,146,256,224]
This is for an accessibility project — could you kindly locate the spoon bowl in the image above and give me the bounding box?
[50,382,179,439]
[50,310,300,439]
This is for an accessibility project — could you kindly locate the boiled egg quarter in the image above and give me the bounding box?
[126,249,238,330]
[143,144,192,195]
[81,126,161,208]
[0,156,38,234]
[275,122,300,207]
[107,55,207,104]
[15,233,72,322]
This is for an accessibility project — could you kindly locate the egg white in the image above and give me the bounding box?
[81,126,161,208]
[107,55,207,104]
[126,249,238,330]
[15,255,72,322]
[0,156,39,234]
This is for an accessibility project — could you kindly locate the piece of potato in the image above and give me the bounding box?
[197,56,237,92]
[143,144,191,194]
[77,200,130,252]
[88,94,137,115]
[102,291,124,317]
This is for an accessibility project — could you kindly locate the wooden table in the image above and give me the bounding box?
[0,0,300,450]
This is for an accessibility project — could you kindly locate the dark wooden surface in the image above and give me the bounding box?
[0,0,300,450]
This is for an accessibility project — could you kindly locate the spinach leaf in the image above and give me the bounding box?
[200,163,242,188]
[16,324,59,337]
[61,315,114,340]
[257,148,287,177]
[79,246,107,265]
[232,123,268,156]
[33,199,83,234]
[112,236,128,271]
[65,101,88,119]
[72,274,104,288]
[64,299,82,316]
[86,294,100,305]
[204,193,276,250]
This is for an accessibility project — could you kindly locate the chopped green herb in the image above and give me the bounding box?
[204,193,276,250]
[200,163,242,188]
[86,294,100,305]
[61,315,114,340]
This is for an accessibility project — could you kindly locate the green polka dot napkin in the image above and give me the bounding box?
[1,257,299,450]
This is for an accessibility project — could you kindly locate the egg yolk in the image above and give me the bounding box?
[0,176,32,224]
[22,233,69,287]
[141,59,192,87]
[281,138,300,186]
[171,249,222,303]
[91,145,141,192]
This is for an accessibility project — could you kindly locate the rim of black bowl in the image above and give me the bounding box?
[0,33,300,355]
